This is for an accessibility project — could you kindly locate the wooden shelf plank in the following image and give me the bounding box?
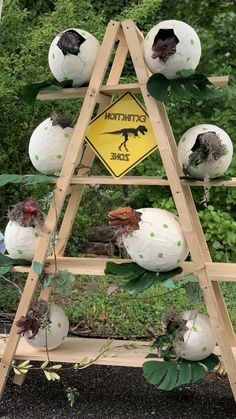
[206,263,236,281]
[69,175,236,187]
[0,336,150,367]
[12,258,236,281]
[12,258,194,275]
[37,76,229,101]
[40,174,236,187]
[0,335,222,366]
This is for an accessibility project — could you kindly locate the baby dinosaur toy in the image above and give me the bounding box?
[108,207,141,238]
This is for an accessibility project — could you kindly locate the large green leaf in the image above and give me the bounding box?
[0,174,23,187]
[158,362,178,390]
[157,267,183,282]
[0,174,57,187]
[143,361,167,385]
[146,73,170,102]
[24,174,57,185]
[143,353,219,390]
[0,266,12,275]
[22,78,73,104]
[105,261,145,276]
[199,353,219,370]
[190,362,207,383]
[175,362,192,387]
[146,71,232,103]
[0,253,31,267]
[124,271,157,295]
[105,262,182,295]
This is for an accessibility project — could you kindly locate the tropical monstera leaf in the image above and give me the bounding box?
[22,78,73,104]
[105,261,182,295]
[0,174,57,187]
[147,70,231,103]
[0,253,31,267]
[143,353,219,390]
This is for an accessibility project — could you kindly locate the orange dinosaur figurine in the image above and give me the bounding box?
[108,207,141,238]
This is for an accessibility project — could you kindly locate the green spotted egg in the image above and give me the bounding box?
[29,117,80,175]
[179,310,216,361]
[177,124,233,180]
[48,28,100,86]
[143,19,201,79]
[4,220,41,261]
[24,303,69,351]
[122,208,189,272]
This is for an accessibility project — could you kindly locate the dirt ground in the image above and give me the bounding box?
[0,364,236,419]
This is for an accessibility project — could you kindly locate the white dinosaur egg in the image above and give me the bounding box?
[4,220,41,261]
[24,303,69,351]
[143,20,201,79]
[122,208,188,272]
[48,28,100,86]
[179,310,216,361]
[177,124,233,180]
[28,117,82,175]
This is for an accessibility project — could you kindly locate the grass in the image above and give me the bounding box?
[62,275,215,337]
[1,274,236,339]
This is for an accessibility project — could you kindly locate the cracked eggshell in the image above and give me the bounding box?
[4,220,42,261]
[24,303,69,351]
[177,124,233,180]
[48,28,100,86]
[179,310,216,361]
[143,20,201,79]
[122,208,189,272]
[28,117,81,175]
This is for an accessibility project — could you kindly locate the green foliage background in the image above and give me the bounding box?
[0,0,236,263]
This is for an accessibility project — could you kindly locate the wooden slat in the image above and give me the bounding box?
[11,258,236,282]
[37,76,229,101]
[0,336,225,367]
[0,335,226,364]
[0,336,150,368]
[68,175,236,187]
[206,263,236,281]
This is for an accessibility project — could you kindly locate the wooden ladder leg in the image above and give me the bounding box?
[122,19,236,401]
[183,185,236,347]
[157,101,236,349]
[0,20,121,400]
[12,24,128,387]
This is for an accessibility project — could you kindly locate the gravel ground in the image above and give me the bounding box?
[0,365,236,419]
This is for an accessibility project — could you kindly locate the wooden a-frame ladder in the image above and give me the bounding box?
[0,19,236,401]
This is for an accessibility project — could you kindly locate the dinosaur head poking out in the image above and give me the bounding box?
[57,29,86,56]
[108,207,141,238]
[189,131,226,168]
[151,29,179,62]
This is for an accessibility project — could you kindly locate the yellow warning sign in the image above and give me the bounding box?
[85,92,157,179]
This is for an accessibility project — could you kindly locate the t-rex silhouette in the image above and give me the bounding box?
[102,125,148,152]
